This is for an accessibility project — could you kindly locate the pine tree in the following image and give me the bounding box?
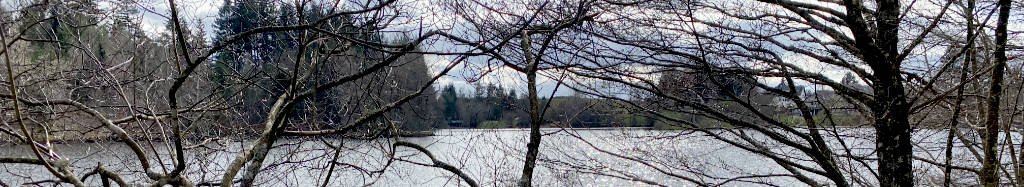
[442,84,461,123]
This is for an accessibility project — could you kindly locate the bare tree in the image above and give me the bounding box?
[0,0,491,186]
[1,0,1021,186]
[448,0,1014,186]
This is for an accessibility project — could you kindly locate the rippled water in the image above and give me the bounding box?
[0,128,991,186]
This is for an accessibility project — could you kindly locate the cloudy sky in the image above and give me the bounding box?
[37,0,576,97]
[165,0,571,97]
[6,0,1017,98]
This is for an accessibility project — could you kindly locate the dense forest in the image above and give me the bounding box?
[437,83,656,129]
[0,0,1022,186]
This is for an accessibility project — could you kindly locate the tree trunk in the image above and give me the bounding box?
[863,0,914,185]
[982,0,1012,186]
[872,73,914,187]
[945,1,975,186]
[221,93,291,187]
[518,30,542,187]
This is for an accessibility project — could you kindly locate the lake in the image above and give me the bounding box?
[0,128,987,186]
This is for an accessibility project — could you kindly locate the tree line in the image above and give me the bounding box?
[438,83,657,128]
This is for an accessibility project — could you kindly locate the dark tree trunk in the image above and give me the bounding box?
[982,0,1012,186]
[848,0,915,185]
[871,71,914,187]
[944,0,974,184]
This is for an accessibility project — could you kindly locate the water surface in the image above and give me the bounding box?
[0,128,985,186]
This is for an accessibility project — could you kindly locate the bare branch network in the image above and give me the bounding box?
[0,0,1022,186]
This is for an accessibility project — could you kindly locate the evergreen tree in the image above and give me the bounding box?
[213,0,281,72]
[442,84,461,123]
[212,0,287,123]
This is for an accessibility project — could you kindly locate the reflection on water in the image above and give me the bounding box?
[0,128,985,186]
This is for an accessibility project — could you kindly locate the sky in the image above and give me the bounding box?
[3,0,1021,98]
[89,0,575,97]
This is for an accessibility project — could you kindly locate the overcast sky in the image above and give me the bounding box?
[67,0,573,97]
[4,0,1021,98]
